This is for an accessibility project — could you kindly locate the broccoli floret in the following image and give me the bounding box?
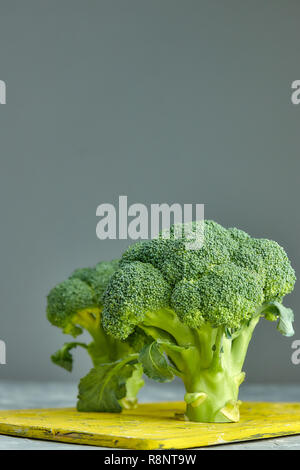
[102,261,171,339]
[47,278,96,337]
[172,263,265,329]
[102,220,296,423]
[70,260,120,305]
[47,259,144,412]
[251,238,296,301]
[47,260,120,340]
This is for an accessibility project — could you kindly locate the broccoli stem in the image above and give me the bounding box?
[231,315,260,373]
[160,317,260,423]
[184,369,241,422]
[143,308,196,345]
[73,308,131,365]
[141,307,261,422]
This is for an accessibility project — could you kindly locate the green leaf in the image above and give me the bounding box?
[276,305,295,337]
[262,301,295,337]
[51,342,87,372]
[77,356,138,412]
[139,341,175,383]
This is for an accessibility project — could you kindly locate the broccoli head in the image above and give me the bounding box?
[102,220,296,423]
[47,260,119,339]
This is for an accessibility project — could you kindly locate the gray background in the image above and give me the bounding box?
[0,0,299,384]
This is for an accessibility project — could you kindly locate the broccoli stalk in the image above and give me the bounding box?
[142,309,260,422]
[129,307,260,422]
[102,221,296,422]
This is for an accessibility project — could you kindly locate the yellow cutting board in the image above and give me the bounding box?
[0,402,300,449]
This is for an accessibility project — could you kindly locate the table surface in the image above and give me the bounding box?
[0,380,299,450]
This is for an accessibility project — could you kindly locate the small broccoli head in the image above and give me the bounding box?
[47,259,120,336]
[47,278,95,336]
[102,261,171,339]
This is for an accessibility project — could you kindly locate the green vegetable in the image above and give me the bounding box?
[47,260,145,411]
[77,355,140,412]
[102,220,296,423]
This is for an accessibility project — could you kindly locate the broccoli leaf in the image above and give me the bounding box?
[262,301,295,337]
[276,305,295,337]
[51,342,87,372]
[77,356,138,412]
[139,341,175,382]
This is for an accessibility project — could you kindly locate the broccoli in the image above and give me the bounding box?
[47,260,145,411]
[102,220,296,423]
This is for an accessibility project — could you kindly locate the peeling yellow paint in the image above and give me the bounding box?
[220,400,242,422]
[0,402,299,449]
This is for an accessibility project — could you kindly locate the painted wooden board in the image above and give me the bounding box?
[0,402,300,449]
